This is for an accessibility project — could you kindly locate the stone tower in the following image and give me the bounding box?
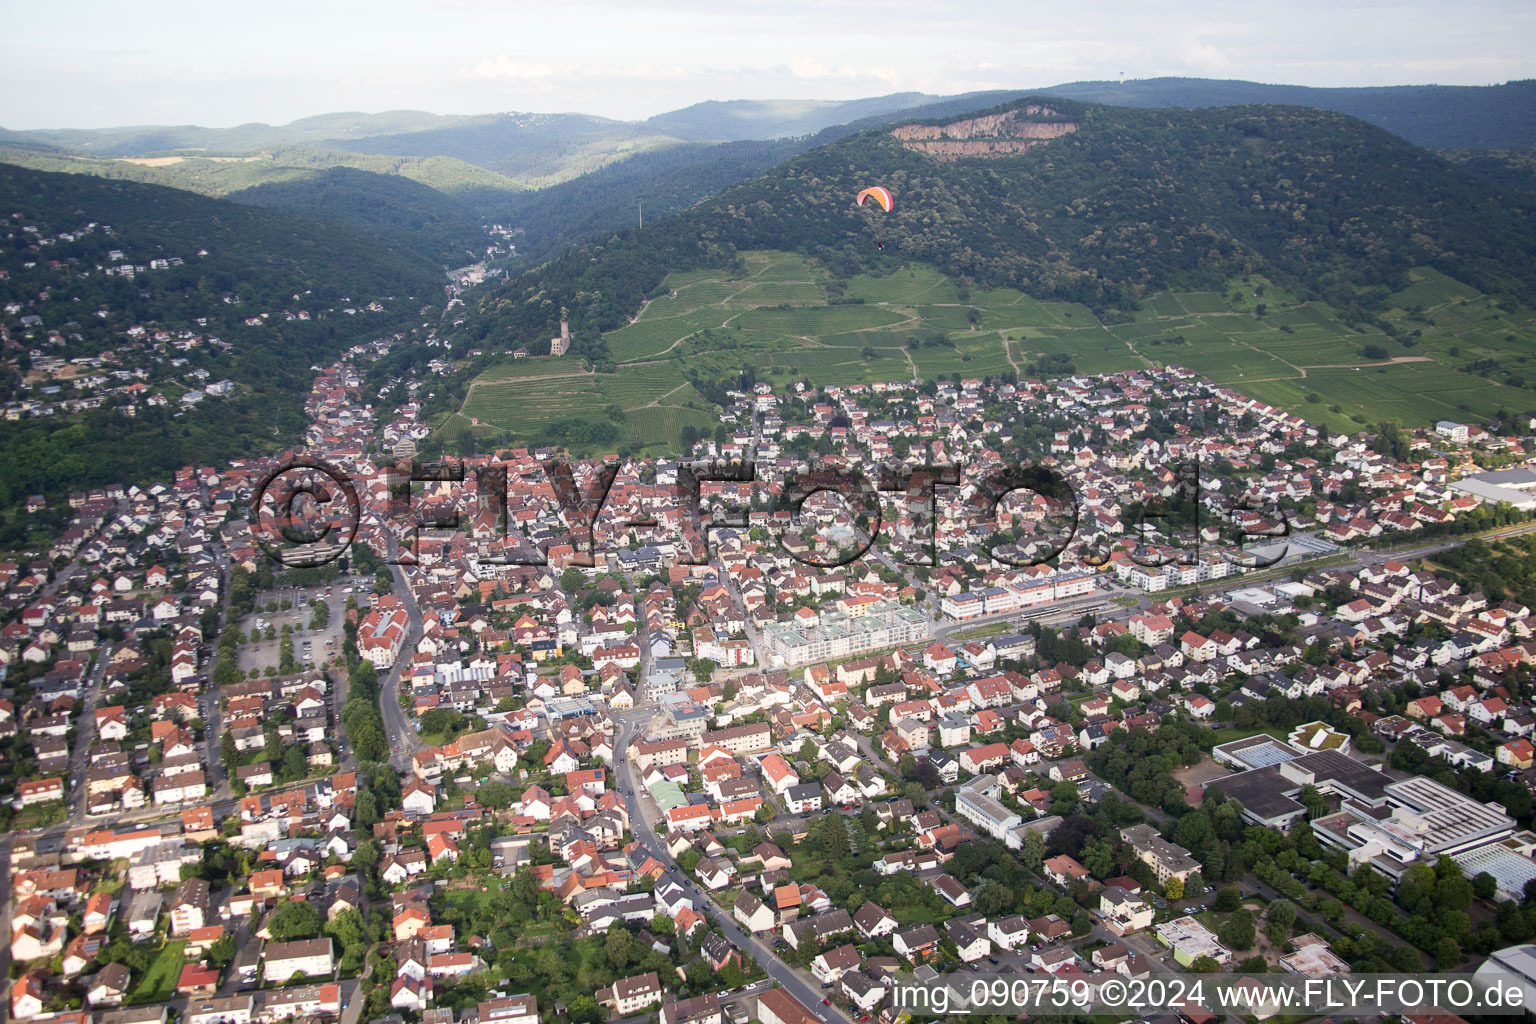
[550,307,571,357]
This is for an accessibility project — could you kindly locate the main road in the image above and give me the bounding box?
[611,709,852,1024]
[380,553,427,771]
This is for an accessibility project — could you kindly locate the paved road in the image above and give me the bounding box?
[612,711,852,1024]
[201,544,234,802]
[380,555,426,771]
[606,980,772,1024]
[63,633,111,825]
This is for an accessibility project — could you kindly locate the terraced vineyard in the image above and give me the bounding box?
[446,253,1536,450]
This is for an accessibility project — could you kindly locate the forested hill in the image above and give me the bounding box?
[0,162,443,301]
[227,167,488,266]
[474,91,1054,261]
[450,97,1536,359]
[0,163,444,518]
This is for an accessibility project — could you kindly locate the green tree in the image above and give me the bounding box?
[213,657,241,688]
[207,933,238,967]
[1218,910,1256,950]
[351,720,386,763]
[1390,944,1422,971]
[353,839,380,872]
[265,900,322,941]
[1435,867,1474,911]
[1020,829,1045,874]
[1082,839,1114,878]
[279,743,308,782]
[604,927,636,970]
[975,882,1014,917]
[567,995,600,1024]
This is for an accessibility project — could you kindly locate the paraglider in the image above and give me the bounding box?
[855,186,893,248]
[855,186,893,212]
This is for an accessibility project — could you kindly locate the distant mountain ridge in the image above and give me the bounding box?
[0,110,486,156]
[2,77,1529,175]
[3,79,1531,283]
[0,144,523,198]
[643,93,948,140]
[1036,77,1536,149]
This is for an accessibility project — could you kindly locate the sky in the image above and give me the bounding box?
[4,0,1533,129]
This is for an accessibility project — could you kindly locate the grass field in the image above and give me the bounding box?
[446,254,1536,450]
[128,940,187,1004]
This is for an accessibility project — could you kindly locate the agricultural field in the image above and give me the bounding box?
[447,253,1536,451]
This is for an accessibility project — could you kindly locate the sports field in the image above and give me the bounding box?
[449,254,1536,449]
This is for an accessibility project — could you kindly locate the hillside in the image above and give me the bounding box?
[451,97,1536,358]
[644,92,966,141]
[478,139,797,258]
[227,167,488,266]
[4,81,1530,272]
[0,162,441,299]
[425,97,1536,454]
[0,163,444,515]
[0,110,675,190]
[323,112,681,186]
[0,144,524,199]
[6,78,1528,199]
[430,252,1536,458]
[477,92,1055,259]
[0,110,484,156]
[1036,78,1536,150]
[1441,147,1536,202]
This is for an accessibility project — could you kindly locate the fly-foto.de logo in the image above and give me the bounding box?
[247,455,1290,571]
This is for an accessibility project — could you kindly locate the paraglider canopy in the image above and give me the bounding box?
[855,186,894,212]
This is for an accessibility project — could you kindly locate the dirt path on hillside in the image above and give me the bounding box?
[1295,355,1433,372]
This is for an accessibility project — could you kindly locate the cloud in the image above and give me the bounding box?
[784,57,904,89]
[472,55,557,80]
[1176,34,1233,73]
[6,0,1535,128]
[465,51,910,98]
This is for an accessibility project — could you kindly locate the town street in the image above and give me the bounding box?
[612,709,853,1024]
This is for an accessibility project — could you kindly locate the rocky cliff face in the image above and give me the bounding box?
[890,105,1078,160]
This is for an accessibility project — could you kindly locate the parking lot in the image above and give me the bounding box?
[233,584,348,676]
[1171,754,1238,792]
